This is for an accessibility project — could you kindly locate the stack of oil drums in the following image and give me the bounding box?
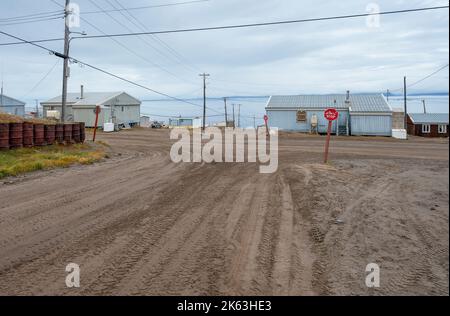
[0,119,86,151]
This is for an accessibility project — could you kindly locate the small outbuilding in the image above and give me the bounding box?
[407,113,449,138]
[41,86,141,128]
[0,93,25,116]
[169,117,202,129]
[265,93,393,136]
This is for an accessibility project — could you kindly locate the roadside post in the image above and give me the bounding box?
[92,106,101,142]
[264,115,269,137]
[323,108,339,164]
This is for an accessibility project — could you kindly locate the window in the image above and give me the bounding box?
[422,124,431,134]
[121,106,124,112]
[296,111,307,122]
[438,124,447,134]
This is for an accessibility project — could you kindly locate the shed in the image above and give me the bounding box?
[169,117,202,129]
[41,87,141,128]
[407,113,449,137]
[0,93,25,117]
[265,93,393,136]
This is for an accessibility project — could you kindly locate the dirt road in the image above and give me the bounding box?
[0,129,448,295]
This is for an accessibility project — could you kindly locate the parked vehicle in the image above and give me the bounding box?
[152,122,162,129]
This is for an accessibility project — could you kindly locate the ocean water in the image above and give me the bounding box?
[141,96,270,127]
[387,95,449,114]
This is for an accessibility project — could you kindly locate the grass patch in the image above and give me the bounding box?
[0,144,106,179]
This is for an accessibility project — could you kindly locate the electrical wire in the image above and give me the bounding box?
[1,5,448,46]
[20,60,60,99]
[0,29,224,115]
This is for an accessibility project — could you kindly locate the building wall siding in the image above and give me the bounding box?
[350,115,392,136]
[267,109,349,133]
[0,105,25,116]
[73,106,140,127]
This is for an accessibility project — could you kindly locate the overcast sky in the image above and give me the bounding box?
[0,0,449,106]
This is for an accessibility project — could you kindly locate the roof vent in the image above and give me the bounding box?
[345,90,351,105]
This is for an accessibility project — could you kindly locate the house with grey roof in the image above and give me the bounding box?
[41,86,141,128]
[0,93,25,117]
[407,113,449,138]
[265,92,393,136]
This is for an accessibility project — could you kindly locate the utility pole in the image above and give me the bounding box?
[238,104,241,128]
[224,97,228,126]
[422,100,427,114]
[199,73,210,131]
[404,76,408,131]
[253,115,256,129]
[35,99,39,118]
[232,104,236,128]
[386,89,390,101]
[61,0,71,123]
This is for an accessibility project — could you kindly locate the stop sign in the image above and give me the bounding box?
[264,115,269,123]
[324,109,339,121]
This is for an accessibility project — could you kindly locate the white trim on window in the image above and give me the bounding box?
[422,124,431,134]
[438,124,447,134]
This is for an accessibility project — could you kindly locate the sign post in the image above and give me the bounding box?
[264,115,269,137]
[92,106,101,142]
[323,108,339,164]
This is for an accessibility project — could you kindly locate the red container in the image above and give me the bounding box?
[79,122,86,143]
[72,122,81,143]
[45,124,56,145]
[64,124,73,144]
[33,124,46,146]
[55,124,64,144]
[23,122,34,148]
[9,123,23,149]
[0,123,9,150]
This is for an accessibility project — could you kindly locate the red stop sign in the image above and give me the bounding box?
[324,109,339,121]
[264,115,269,123]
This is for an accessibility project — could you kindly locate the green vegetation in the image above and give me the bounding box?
[0,144,106,179]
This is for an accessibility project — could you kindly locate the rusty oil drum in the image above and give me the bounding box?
[0,123,9,150]
[63,123,73,144]
[55,123,64,144]
[45,124,56,145]
[23,122,34,148]
[9,123,23,149]
[72,122,81,143]
[79,122,86,143]
[33,124,46,146]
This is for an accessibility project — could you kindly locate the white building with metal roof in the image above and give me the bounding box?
[265,92,393,136]
[41,86,141,128]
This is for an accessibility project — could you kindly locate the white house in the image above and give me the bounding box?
[41,86,141,128]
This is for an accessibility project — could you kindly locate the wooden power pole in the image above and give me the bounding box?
[61,0,71,123]
[199,73,210,131]
[224,97,228,126]
[404,76,408,130]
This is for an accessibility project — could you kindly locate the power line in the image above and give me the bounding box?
[1,5,448,46]
[20,60,60,99]
[84,0,195,84]
[390,64,449,92]
[83,0,210,14]
[71,5,450,40]
[0,16,63,26]
[407,64,449,89]
[109,0,200,74]
[0,11,63,22]
[0,29,224,115]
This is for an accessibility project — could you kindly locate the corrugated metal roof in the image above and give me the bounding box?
[409,113,449,124]
[42,92,139,106]
[0,94,25,107]
[266,94,391,113]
